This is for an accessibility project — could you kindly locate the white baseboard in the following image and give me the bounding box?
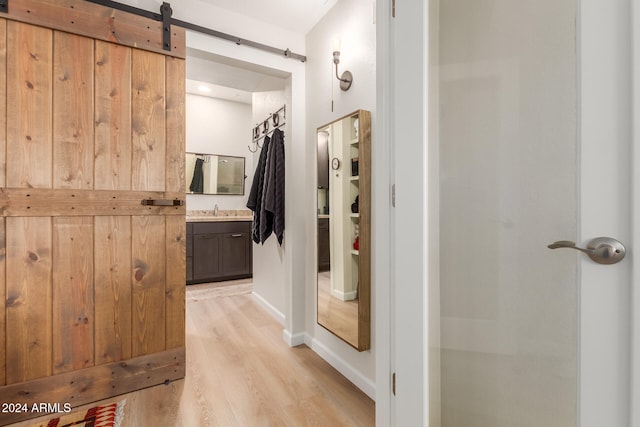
[251,291,285,326]
[251,291,374,400]
[308,337,376,400]
[282,330,307,347]
[330,288,358,302]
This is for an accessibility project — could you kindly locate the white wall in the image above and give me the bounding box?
[305,0,377,399]
[186,93,253,210]
[250,90,289,322]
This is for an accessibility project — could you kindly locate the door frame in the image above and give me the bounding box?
[379,0,638,425]
[632,1,640,425]
[184,30,308,346]
[579,1,633,425]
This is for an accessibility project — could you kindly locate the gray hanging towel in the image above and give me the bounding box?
[247,135,271,243]
[189,158,204,193]
[262,128,285,245]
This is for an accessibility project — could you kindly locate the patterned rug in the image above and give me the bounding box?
[28,400,126,427]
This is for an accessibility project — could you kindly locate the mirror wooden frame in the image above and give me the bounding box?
[316,109,371,351]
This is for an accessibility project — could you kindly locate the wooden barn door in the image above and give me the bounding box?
[0,1,186,424]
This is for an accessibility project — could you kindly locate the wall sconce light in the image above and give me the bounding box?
[332,37,353,91]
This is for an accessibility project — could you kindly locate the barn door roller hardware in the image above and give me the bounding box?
[0,0,8,13]
[160,2,172,52]
[85,0,173,52]
[141,199,185,207]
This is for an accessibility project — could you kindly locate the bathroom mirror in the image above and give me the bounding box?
[316,110,371,351]
[186,153,246,195]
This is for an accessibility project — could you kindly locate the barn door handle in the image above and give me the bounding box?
[141,199,184,206]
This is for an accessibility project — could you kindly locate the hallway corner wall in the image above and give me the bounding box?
[305,0,377,398]
[251,90,289,319]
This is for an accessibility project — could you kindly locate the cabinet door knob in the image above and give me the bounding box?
[231,234,242,237]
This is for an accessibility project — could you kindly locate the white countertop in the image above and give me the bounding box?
[187,209,253,222]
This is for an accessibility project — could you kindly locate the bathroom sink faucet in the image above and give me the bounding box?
[214,204,219,216]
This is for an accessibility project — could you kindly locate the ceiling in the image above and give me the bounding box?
[186,0,337,102]
[186,48,291,103]
[196,0,338,35]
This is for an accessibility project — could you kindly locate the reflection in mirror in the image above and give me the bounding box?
[186,153,245,195]
[317,110,371,351]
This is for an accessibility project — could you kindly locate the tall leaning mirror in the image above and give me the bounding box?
[316,110,371,351]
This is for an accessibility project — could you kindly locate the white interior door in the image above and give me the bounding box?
[388,0,637,426]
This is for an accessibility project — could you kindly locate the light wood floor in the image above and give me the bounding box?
[9,280,375,427]
[317,272,359,347]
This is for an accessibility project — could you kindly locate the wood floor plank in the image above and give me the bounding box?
[7,282,375,427]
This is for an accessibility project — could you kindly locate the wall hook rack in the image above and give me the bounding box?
[248,105,287,151]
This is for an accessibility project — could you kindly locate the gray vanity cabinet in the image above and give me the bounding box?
[187,221,253,284]
[318,218,330,271]
[186,223,194,282]
[193,233,222,280]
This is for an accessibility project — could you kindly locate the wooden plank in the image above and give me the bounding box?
[165,216,185,349]
[357,111,372,351]
[165,56,185,193]
[0,0,186,58]
[94,216,132,365]
[6,21,52,189]
[132,50,166,192]
[0,347,185,426]
[132,216,166,357]
[0,20,5,385]
[0,18,6,188]
[5,217,52,384]
[52,217,94,374]
[53,31,94,189]
[95,41,132,191]
[0,218,5,386]
[0,188,185,217]
[164,56,185,349]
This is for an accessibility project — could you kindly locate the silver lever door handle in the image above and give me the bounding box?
[547,237,626,265]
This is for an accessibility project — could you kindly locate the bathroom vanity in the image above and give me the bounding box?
[186,213,253,284]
